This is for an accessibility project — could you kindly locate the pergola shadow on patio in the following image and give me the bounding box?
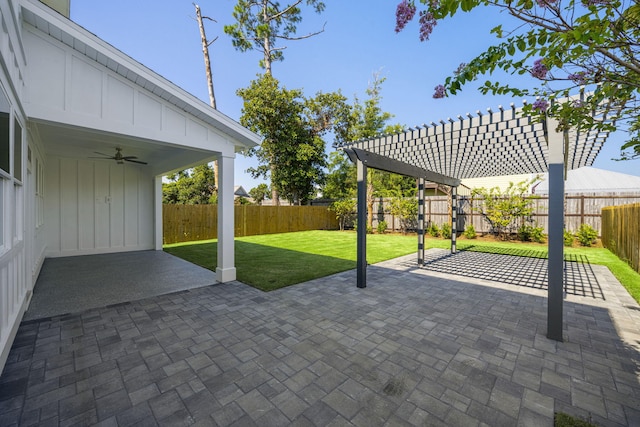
[411,248,605,299]
[337,97,617,342]
[1,254,638,426]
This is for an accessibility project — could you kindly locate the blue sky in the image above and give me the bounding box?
[71,0,639,189]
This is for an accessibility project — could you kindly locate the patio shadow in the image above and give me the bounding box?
[415,248,605,299]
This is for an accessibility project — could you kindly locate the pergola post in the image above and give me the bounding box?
[451,186,457,254]
[418,178,425,265]
[356,159,367,288]
[546,119,566,342]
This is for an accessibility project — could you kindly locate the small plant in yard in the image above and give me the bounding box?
[377,220,388,234]
[427,222,440,237]
[564,229,574,247]
[518,224,545,243]
[463,224,477,239]
[575,224,598,247]
[554,412,597,427]
[441,222,452,239]
[389,196,418,234]
[330,199,356,231]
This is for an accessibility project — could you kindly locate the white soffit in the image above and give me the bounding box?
[337,102,614,180]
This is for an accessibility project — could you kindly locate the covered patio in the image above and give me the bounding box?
[1,252,638,425]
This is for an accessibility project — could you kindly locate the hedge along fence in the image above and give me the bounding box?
[602,203,640,274]
[163,205,339,244]
[407,193,640,235]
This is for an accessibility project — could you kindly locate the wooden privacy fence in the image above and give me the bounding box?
[368,193,640,235]
[163,205,339,244]
[602,203,640,274]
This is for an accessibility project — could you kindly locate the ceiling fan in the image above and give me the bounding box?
[90,147,147,165]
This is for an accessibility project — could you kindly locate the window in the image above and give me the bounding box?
[0,89,9,175]
[14,118,22,182]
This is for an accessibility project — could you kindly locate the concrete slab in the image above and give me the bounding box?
[24,251,216,321]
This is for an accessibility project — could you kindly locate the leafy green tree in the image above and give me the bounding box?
[325,73,412,227]
[248,183,271,205]
[470,177,541,239]
[322,151,356,200]
[395,0,640,160]
[389,196,418,234]
[224,0,326,75]
[237,74,349,205]
[163,164,217,204]
[329,198,356,231]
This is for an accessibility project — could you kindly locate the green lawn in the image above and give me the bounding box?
[164,230,416,291]
[164,230,640,302]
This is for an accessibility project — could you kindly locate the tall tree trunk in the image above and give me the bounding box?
[195,4,217,108]
[262,0,272,75]
[195,4,219,191]
[270,163,280,205]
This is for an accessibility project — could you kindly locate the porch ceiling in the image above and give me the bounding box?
[32,120,217,176]
[336,100,614,181]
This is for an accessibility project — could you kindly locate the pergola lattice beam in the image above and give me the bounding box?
[344,148,460,187]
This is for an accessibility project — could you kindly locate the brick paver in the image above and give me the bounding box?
[1,251,639,426]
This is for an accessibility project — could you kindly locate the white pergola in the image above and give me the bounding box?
[337,99,614,342]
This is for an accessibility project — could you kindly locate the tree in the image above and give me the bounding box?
[470,177,541,239]
[163,164,217,204]
[248,183,271,204]
[237,74,349,205]
[224,0,326,75]
[322,151,356,200]
[389,196,418,234]
[329,198,356,231]
[347,73,408,228]
[395,0,640,160]
[195,4,217,109]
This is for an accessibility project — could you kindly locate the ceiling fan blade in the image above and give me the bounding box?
[88,156,114,160]
[125,158,148,165]
[93,151,112,157]
[121,156,139,160]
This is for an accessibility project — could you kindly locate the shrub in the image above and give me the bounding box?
[575,224,598,246]
[463,224,477,239]
[330,199,356,231]
[427,222,440,237]
[518,224,546,243]
[470,176,541,239]
[563,229,574,247]
[377,220,388,234]
[389,197,418,234]
[441,223,452,239]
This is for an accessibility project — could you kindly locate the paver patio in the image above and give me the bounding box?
[1,250,639,426]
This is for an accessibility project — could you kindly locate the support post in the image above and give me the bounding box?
[154,176,163,250]
[451,186,457,254]
[546,119,566,342]
[357,159,367,288]
[418,178,425,265]
[216,154,236,283]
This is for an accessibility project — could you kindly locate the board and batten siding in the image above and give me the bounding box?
[45,158,154,256]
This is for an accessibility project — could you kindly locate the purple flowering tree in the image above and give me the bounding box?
[395,0,640,160]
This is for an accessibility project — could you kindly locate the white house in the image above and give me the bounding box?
[0,0,260,373]
[533,166,640,194]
